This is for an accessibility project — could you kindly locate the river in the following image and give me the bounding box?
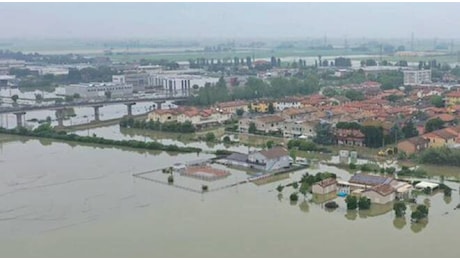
[0,134,459,257]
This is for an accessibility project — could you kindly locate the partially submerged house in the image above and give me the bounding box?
[312,178,338,195]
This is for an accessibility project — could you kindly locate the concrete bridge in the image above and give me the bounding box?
[1,96,190,128]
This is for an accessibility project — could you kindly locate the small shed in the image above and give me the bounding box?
[415,181,439,190]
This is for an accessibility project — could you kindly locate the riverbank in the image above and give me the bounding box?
[56,113,149,132]
[0,126,202,154]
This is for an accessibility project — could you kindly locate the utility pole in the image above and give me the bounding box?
[411,32,415,52]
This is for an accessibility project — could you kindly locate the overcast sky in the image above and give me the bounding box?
[0,2,458,40]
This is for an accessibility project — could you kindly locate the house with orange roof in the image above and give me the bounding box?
[216,100,249,114]
[422,129,457,148]
[445,90,460,106]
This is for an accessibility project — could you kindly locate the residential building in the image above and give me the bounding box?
[403,69,432,86]
[147,106,231,127]
[362,184,396,204]
[349,174,393,187]
[312,178,338,195]
[247,147,291,171]
[281,120,316,139]
[422,129,457,148]
[445,91,460,106]
[397,136,430,155]
[251,101,269,113]
[216,100,249,114]
[147,109,179,123]
[254,115,285,133]
[336,129,365,147]
[64,82,133,98]
[274,97,302,111]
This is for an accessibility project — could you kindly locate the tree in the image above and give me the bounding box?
[104,91,112,99]
[289,192,299,202]
[345,89,365,101]
[411,204,429,223]
[365,59,377,66]
[292,182,299,189]
[393,201,407,217]
[276,185,284,193]
[11,94,19,103]
[222,136,231,143]
[358,196,371,210]
[425,118,444,132]
[248,122,256,134]
[205,132,216,142]
[268,102,275,114]
[322,87,338,97]
[430,95,444,108]
[334,57,352,67]
[266,140,275,149]
[402,120,419,138]
[236,108,244,116]
[313,122,335,145]
[35,93,43,102]
[345,195,358,210]
[361,125,384,148]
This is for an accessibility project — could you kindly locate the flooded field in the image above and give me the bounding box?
[0,135,459,257]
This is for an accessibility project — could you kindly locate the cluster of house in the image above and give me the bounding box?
[312,174,414,204]
[147,106,232,128]
[397,125,460,155]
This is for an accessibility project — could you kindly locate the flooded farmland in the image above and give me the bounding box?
[0,135,459,257]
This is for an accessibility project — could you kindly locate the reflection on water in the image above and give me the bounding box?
[393,217,407,230]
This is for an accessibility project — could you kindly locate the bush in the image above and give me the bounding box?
[205,132,216,142]
[349,163,357,170]
[325,201,339,209]
[292,182,299,189]
[345,195,358,210]
[358,196,371,210]
[276,185,284,193]
[393,201,407,217]
[289,192,299,202]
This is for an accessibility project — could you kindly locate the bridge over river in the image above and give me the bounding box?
[0,95,190,128]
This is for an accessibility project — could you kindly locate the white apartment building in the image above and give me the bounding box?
[403,70,432,86]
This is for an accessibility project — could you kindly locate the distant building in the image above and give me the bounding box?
[148,74,219,93]
[403,70,432,86]
[0,75,16,88]
[113,73,149,91]
[64,82,133,98]
[397,136,430,155]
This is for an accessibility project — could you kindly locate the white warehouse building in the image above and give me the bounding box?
[64,82,133,98]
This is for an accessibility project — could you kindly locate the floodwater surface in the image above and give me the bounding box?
[0,136,459,257]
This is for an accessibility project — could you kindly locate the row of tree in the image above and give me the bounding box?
[0,124,201,153]
[119,118,196,133]
[191,76,320,106]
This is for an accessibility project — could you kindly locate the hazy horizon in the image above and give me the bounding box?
[0,2,459,41]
